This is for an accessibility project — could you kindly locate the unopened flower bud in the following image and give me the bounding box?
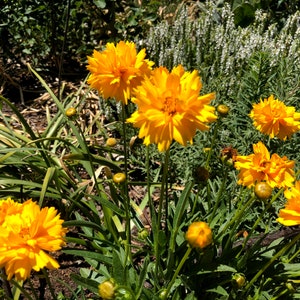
[231,273,246,289]
[98,279,116,300]
[113,173,126,184]
[65,107,77,118]
[186,221,213,249]
[254,182,273,200]
[106,138,117,147]
[158,289,168,299]
[217,104,230,117]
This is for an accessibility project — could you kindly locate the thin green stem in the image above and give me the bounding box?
[121,103,131,264]
[215,188,254,242]
[72,119,118,242]
[236,188,284,258]
[243,232,300,296]
[157,149,170,227]
[154,149,170,282]
[205,120,220,168]
[162,246,193,299]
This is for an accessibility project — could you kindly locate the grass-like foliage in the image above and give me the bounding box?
[1,2,300,300]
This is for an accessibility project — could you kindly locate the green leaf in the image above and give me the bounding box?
[206,285,229,296]
[63,249,112,265]
[63,152,122,172]
[70,274,99,294]
[112,249,127,285]
[39,167,56,206]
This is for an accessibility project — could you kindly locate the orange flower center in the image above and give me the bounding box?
[20,227,30,240]
[163,97,177,116]
[260,160,271,171]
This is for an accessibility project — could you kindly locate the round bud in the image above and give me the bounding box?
[231,273,246,289]
[254,182,273,200]
[217,104,230,117]
[186,221,213,249]
[65,107,77,118]
[98,279,115,300]
[106,137,117,147]
[113,173,126,184]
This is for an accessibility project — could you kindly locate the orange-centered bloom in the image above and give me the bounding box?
[186,221,213,249]
[234,141,294,188]
[87,41,154,104]
[249,95,300,140]
[277,181,300,226]
[127,65,217,152]
[0,199,67,281]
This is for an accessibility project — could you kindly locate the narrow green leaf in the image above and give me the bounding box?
[70,273,99,294]
[39,167,56,206]
[63,249,112,265]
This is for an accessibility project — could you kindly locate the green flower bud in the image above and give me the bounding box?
[231,273,246,289]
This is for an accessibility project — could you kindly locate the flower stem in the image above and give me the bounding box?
[162,246,193,299]
[215,188,254,242]
[157,149,170,228]
[236,188,284,258]
[205,120,220,168]
[121,103,131,264]
[243,232,300,296]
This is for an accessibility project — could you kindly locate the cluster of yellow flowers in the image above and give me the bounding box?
[233,95,300,226]
[87,41,216,252]
[87,41,300,250]
[87,41,217,152]
[0,198,67,281]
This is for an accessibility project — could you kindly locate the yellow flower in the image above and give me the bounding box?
[234,141,294,188]
[277,181,300,226]
[249,95,300,140]
[87,41,154,104]
[127,65,217,152]
[185,221,213,249]
[0,199,67,280]
[98,279,116,299]
[0,197,23,225]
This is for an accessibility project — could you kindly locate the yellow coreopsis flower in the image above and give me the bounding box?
[249,95,300,140]
[277,181,300,226]
[87,41,154,104]
[0,197,23,224]
[127,65,217,152]
[0,199,67,281]
[186,221,213,249]
[234,141,295,188]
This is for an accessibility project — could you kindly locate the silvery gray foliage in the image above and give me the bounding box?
[142,1,300,100]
